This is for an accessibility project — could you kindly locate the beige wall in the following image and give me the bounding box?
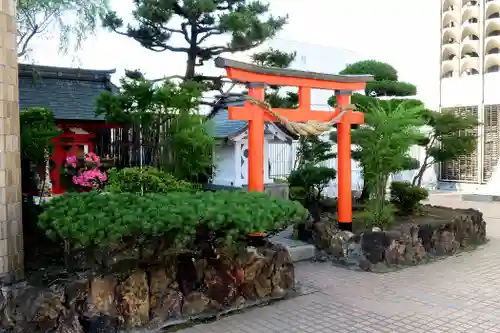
[0,0,24,282]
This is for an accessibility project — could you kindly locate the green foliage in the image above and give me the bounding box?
[365,80,417,97]
[413,109,479,186]
[340,60,398,82]
[330,59,426,201]
[390,181,429,215]
[96,77,214,182]
[103,0,287,80]
[107,167,197,194]
[353,102,425,227]
[288,165,336,203]
[295,136,335,168]
[328,93,424,113]
[365,200,394,229]
[252,48,297,68]
[38,191,308,249]
[20,107,60,164]
[250,47,298,108]
[17,0,110,57]
[289,136,336,204]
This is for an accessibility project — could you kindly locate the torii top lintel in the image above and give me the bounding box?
[214,57,373,91]
[214,57,374,125]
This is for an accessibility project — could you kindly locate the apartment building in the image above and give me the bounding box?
[440,0,500,187]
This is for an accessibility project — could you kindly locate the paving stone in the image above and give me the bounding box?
[177,193,500,333]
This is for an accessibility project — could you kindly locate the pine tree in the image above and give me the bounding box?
[103,0,287,86]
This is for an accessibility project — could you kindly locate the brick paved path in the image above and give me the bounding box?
[179,194,500,333]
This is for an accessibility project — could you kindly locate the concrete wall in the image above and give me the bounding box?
[0,0,23,282]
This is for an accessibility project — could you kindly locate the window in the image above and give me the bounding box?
[440,106,479,182]
[483,105,500,182]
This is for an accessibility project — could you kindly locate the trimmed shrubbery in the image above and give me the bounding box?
[38,191,308,254]
[390,181,429,215]
[106,166,197,194]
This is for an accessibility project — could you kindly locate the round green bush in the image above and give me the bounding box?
[106,166,197,193]
[38,191,308,249]
[389,181,429,215]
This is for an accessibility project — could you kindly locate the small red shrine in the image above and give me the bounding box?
[19,63,120,194]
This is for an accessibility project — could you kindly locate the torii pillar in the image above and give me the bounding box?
[0,0,24,281]
[215,58,373,231]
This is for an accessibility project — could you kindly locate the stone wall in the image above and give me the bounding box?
[0,0,23,282]
[309,206,487,272]
[0,243,295,332]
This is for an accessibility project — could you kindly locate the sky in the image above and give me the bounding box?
[25,0,441,108]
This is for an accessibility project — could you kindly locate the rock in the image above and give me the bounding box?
[270,245,294,291]
[182,292,210,316]
[313,219,353,257]
[241,251,266,283]
[239,283,258,300]
[89,276,117,316]
[254,276,272,298]
[361,231,392,264]
[149,268,183,323]
[3,284,66,332]
[65,279,89,313]
[79,314,118,333]
[116,270,149,328]
[435,230,459,255]
[204,266,238,307]
[331,206,486,271]
[53,311,84,333]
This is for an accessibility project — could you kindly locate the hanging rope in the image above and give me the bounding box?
[243,96,356,136]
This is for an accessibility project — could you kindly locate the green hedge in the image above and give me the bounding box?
[38,191,308,249]
[106,167,197,193]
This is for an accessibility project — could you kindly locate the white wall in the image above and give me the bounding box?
[484,73,500,104]
[441,73,500,106]
[268,137,438,198]
[267,39,364,110]
[212,142,235,186]
[440,76,482,107]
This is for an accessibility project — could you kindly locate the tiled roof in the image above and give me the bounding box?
[209,100,247,138]
[18,63,116,121]
[207,98,296,139]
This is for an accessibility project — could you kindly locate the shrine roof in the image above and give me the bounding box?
[18,63,117,121]
[207,97,296,140]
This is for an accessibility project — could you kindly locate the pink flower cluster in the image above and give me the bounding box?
[65,152,107,189]
[66,155,77,168]
[84,152,101,166]
[72,169,107,187]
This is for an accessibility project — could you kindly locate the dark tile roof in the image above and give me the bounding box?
[207,97,296,139]
[208,100,247,138]
[18,63,116,121]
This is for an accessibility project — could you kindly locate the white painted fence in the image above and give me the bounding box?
[268,140,438,198]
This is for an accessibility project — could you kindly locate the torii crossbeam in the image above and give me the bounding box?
[215,57,373,231]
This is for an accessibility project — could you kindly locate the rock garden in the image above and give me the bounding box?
[7,41,489,333]
[298,197,487,272]
[5,189,305,333]
[288,59,487,272]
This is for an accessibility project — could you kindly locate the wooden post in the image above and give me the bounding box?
[336,91,353,231]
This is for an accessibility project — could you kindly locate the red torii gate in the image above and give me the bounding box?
[215,58,373,231]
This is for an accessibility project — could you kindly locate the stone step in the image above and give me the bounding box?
[461,193,500,202]
[269,227,316,263]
